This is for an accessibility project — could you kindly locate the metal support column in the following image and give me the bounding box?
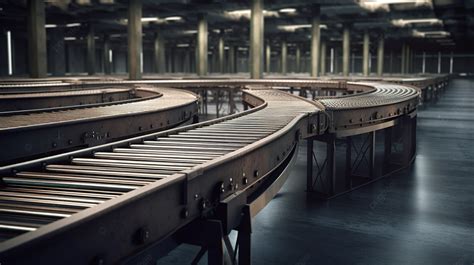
[27,0,47,78]
[320,40,326,76]
[197,14,208,76]
[250,0,264,79]
[362,30,369,76]
[103,36,111,75]
[310,5,321,77]
[265,42,271,73]
[342,25,350,77]
[306,139,314,192]
[345,136,352,189]
[281,39,287,75]
[128,0,142,80]
[154,31,165,73]
[401,43,406,74]
[87,26,95,75]
[327,135,336,195]
[218,33,225,73]
[377,33,384,76]
[229,45,236,73]
[295,45,301,73]
[49,27,66,76]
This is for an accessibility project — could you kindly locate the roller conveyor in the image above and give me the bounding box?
[0,75,449,264]
[0,87,323,264]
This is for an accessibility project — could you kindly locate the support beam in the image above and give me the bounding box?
[228,45,236,73]
[197,14,208,76]
[281,39,287,75]
[377,33,384,76]
[342,25,350,77]
[362,30,370,76]
[295,45,301,73]
[422,51,426,74]
[320,40,326,76]
[153,31,165,74]
[405,44,410,74]
[265,42,271,73]
[27,0,47,78]
[49,28,66,76]
[103,36,111,75]
[218,34,224,73]
[401,43,406,74]
[310,6,321,77]
[250,0,264,79]
[127,0,142,80]
[86,26,95,75]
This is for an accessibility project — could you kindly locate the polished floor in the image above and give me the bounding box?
[158,78,474,265]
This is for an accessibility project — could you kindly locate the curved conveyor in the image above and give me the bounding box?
[0,76,442,264]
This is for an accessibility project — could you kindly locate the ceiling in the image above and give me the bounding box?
[0,0,472,52]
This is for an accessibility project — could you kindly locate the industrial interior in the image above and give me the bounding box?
[0,0,472,264]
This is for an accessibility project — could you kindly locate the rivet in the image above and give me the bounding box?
[181,208,189,219]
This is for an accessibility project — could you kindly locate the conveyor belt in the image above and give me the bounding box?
[0,88,321,264]
[0,86,198,165]
[0,76,450,264]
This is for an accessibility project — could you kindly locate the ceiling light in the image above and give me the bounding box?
[412,29,450,38]
[165,16,182,21]
[110,34,122,38]
[64,37,76,41]
[279,8,296,13]
[278,24,327,32]
[224,9,279,20]
[45,24,58,28]
[392,18,442,27]
[182,30,197,34]
[361,0,430,4]
[141,17,158,22]
[66,23,81,27]
[177,43,190,47]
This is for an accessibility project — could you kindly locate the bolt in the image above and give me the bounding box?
[201,200,207,210]
[235,183,239,189]
[220,182,225,193]
[229,177,233,183]
[68,139,73,145]
[194,194,199,200]
[243,177,248,185]
[254,170,259,177]
[52,142,57,148]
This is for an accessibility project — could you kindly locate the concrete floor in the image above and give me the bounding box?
[158,78,474,265]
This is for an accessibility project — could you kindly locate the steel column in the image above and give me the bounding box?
[320,40,326,76]
[281,39,287,75]
[310,6,321,77]
[127,0,142,80]
[342,25,350,77]
[197,14,208,76]
[27,0,47,78]
[362,30,369,76]
[250,0,264,79]
[87,26,95,75]
[377,33,384,76]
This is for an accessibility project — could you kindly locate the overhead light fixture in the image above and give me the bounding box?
[45,24,58,28]
[224,9,279,20]
[141,17,159,22]
[361,0,431,4]
[6,31,12,75]
[182,30,197,34]
[66,23,81,27]
[110,34,122,38]
[279,8,296,13]
[177,43,190,47]
[392,18,442,27]
[64,37,77,41]
[164,16,182,21]
[238,47,249,51]
[359,0,432,12]
[278,24,327,32]
[412,29,450,38]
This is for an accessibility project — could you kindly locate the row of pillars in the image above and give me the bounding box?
[25,0,411,79]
